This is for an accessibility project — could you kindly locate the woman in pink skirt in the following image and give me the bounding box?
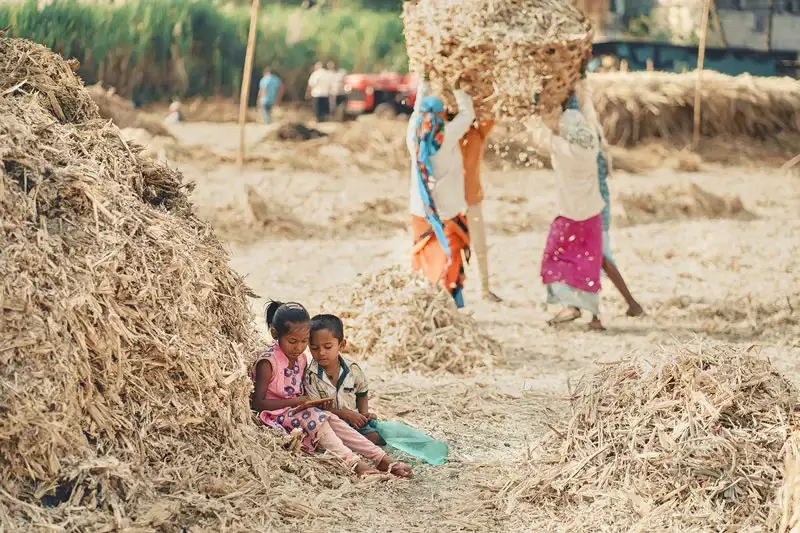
[527,101,607,330]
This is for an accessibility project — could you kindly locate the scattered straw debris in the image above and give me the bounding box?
[86,83,174,138]
[403,0,592,118]
[0,36,353,531]
[498,343,798,531]
[276,122,327,141]
[322,266,502,374]
[246,184,308,235]
[619,183,753,225]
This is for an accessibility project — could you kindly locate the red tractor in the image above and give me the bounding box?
[340,72,418,120]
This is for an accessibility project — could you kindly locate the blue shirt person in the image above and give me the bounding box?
[257,68,284,124]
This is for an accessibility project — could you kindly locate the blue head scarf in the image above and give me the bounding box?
[413,96,450,264]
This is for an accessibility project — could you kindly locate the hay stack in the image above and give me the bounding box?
[499,344,798,530]
[619,183,755,225]
[322,266,501,374]
[590,71,800,147]
[0,37,343,530]
[86,83,174,138]
[618,183,753,225]
[403,0,592,118]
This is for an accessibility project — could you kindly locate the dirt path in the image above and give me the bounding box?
[170,121,800,532]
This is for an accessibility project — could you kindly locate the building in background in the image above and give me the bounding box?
[715,0,800,51]
[587,0,798,76]
[600,0,800,55]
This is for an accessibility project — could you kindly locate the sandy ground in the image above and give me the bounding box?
[158,118,799,532]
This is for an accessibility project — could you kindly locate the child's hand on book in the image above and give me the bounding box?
[340,410,369,429]
[295,398,333,411]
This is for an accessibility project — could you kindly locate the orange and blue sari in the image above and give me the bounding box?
[411,96,470,308]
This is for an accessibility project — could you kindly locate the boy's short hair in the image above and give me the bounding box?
[310,314,344,340]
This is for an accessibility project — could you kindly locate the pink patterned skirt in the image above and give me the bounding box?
[541,215,603,315]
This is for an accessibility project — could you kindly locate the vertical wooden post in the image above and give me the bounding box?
[765,0,775,51]
[692,0,711,151]
[238,0,261,169]
[709,0,727,47]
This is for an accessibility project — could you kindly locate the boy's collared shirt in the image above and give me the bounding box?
[304,356,368,411]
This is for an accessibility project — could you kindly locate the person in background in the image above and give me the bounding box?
[257,67,284,125]
[526,98,606,330]
[460,120,502,302]
[164,100,183,125]
[327,61,347,120]
[304,314,385,446]
[407,67,475,308]
[306,61,330,123]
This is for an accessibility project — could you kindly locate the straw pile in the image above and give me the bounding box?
[0,37,347,530]
[618,183,753,225]
[590,71,800,147]
[402,0,592,118]
[322,266,502,374]
[498,343,798,530]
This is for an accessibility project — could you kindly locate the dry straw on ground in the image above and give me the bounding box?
[322,266,502,374]
[86,83,174,138]
[402,0,592,118]
[0,36,353,531]
[618,183,753,225]
[591,71,800,148]
[497,343,798,531]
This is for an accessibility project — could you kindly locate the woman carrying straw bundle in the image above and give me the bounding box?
[406,66,475,308]
[573,72,645,317]
[527,97,606,330]
[460,120,502,302]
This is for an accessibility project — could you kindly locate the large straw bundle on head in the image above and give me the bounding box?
[322,266,501,374]
[0,37,345,530]
[403,0,592,118]
[497,343,798,530]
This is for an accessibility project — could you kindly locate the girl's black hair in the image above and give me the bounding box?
[265,300,310,338]
[310,314,345,341]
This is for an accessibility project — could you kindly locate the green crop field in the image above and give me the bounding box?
[0,0,408,104]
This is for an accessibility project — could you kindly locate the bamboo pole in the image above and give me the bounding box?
[709,0,727,47]
[692,0,711,151]
[765,0,775,52]
[237,0,261,169]
[781,153,800,172]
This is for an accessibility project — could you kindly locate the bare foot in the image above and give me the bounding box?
[547,307,580,326]
[626,302,645,317]
[354,460,380,477]
[588,317,606,331]
[482,290,503,303]
[376,457,413,478]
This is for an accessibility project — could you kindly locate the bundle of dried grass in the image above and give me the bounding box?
[498,343,798,530]
[402,0,592,118]
[0,36,348,530]
[618,183,753,225]
[590,71,800,148]
[86,83,174,138]
[322,266,502,374]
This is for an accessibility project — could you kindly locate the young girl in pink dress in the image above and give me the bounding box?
[250,301,412,478]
